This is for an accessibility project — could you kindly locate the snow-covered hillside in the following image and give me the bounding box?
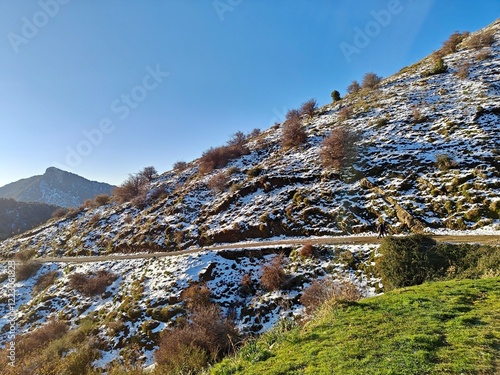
[1,21,499,257]
[0,18,500,373]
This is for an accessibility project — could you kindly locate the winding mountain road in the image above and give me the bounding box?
[5,234,498,264]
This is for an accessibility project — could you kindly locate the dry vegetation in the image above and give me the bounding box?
[69,270,118,296]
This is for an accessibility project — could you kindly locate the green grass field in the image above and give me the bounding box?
[210,278,499,375]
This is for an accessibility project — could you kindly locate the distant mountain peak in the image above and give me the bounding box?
[0,168,116,208]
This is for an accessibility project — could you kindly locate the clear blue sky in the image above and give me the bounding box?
[0,0,498,187]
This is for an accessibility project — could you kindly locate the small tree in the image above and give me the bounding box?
[281,118,307,149]
[347,80,361,94]
[361,72,382,90]
[331,90,341,102]
[376,235,446,290]
[319,128,359,170]
[300,98,317,117]
[138,166,158,182]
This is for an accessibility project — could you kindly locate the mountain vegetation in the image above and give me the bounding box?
[0,198,60,241]
[0,18,499,375]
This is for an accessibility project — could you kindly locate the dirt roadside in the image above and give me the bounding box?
[4,234,498,264]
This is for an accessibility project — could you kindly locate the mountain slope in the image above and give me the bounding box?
[1,21,499,258]
[0,198,60,241]
[0,167,115,208]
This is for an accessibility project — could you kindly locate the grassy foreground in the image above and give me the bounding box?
[210,278,499,375]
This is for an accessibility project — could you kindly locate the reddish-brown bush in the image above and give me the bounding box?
[361,72,382,90]
[94,194,111,207]
[16,261,42,281]
[199,146,240,174]
[439,31,469,56]
[260,253,287,291]
[347,80,361,94]
[285,108,301,122]
[281,119,307,149]
[69,270,117,296]
[207,171,229,192]
[300,99,317,117]
[300,278,361,314]
[239,273,254,295]
[16,319,68,356]
[52,207,69,219]
[467,30,495,50]
[113,174,146,204]
[180,283,212,311]
[319,128,359,170]
[298,243,315,258]
[155,304,239,373]
[455,61,470,79]
[33,270,58,294]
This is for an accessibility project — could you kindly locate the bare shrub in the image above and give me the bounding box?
[439,31,468,55]
[300,278,362,314]
[199,146,239,174]
[33,270,58,294]
[260,253,287,292]
[94,194,110,207]
[281,118,307,149]
[347,80,361,94]
[16,261,42,281]
[299,98,317,117]
[361,72,382,90]
[239,273,254,295]
[113,174,146,204]
[467,30,495,50]
[207,171,229,192]
[249,128,261,138]
[138,166,158,182]
[319,128,359,170]
[285,108,301,122]
[88,213,101,225]
[16,318,68,356]
[52,207,69,219]
[476,49,491,61]
[173,161,188,172]
[412,106,427,124]
[299,243,315,258]
[180,283,212,311]
[69,270,118,296]
[155,304,239,373]
[455,60,470,79]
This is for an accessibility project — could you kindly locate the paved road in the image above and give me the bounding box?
[4,234,498,264]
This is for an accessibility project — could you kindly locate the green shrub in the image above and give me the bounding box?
[331,90,341,102]
[376,235,446,290]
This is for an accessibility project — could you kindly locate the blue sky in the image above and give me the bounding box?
[0,0,499,187]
